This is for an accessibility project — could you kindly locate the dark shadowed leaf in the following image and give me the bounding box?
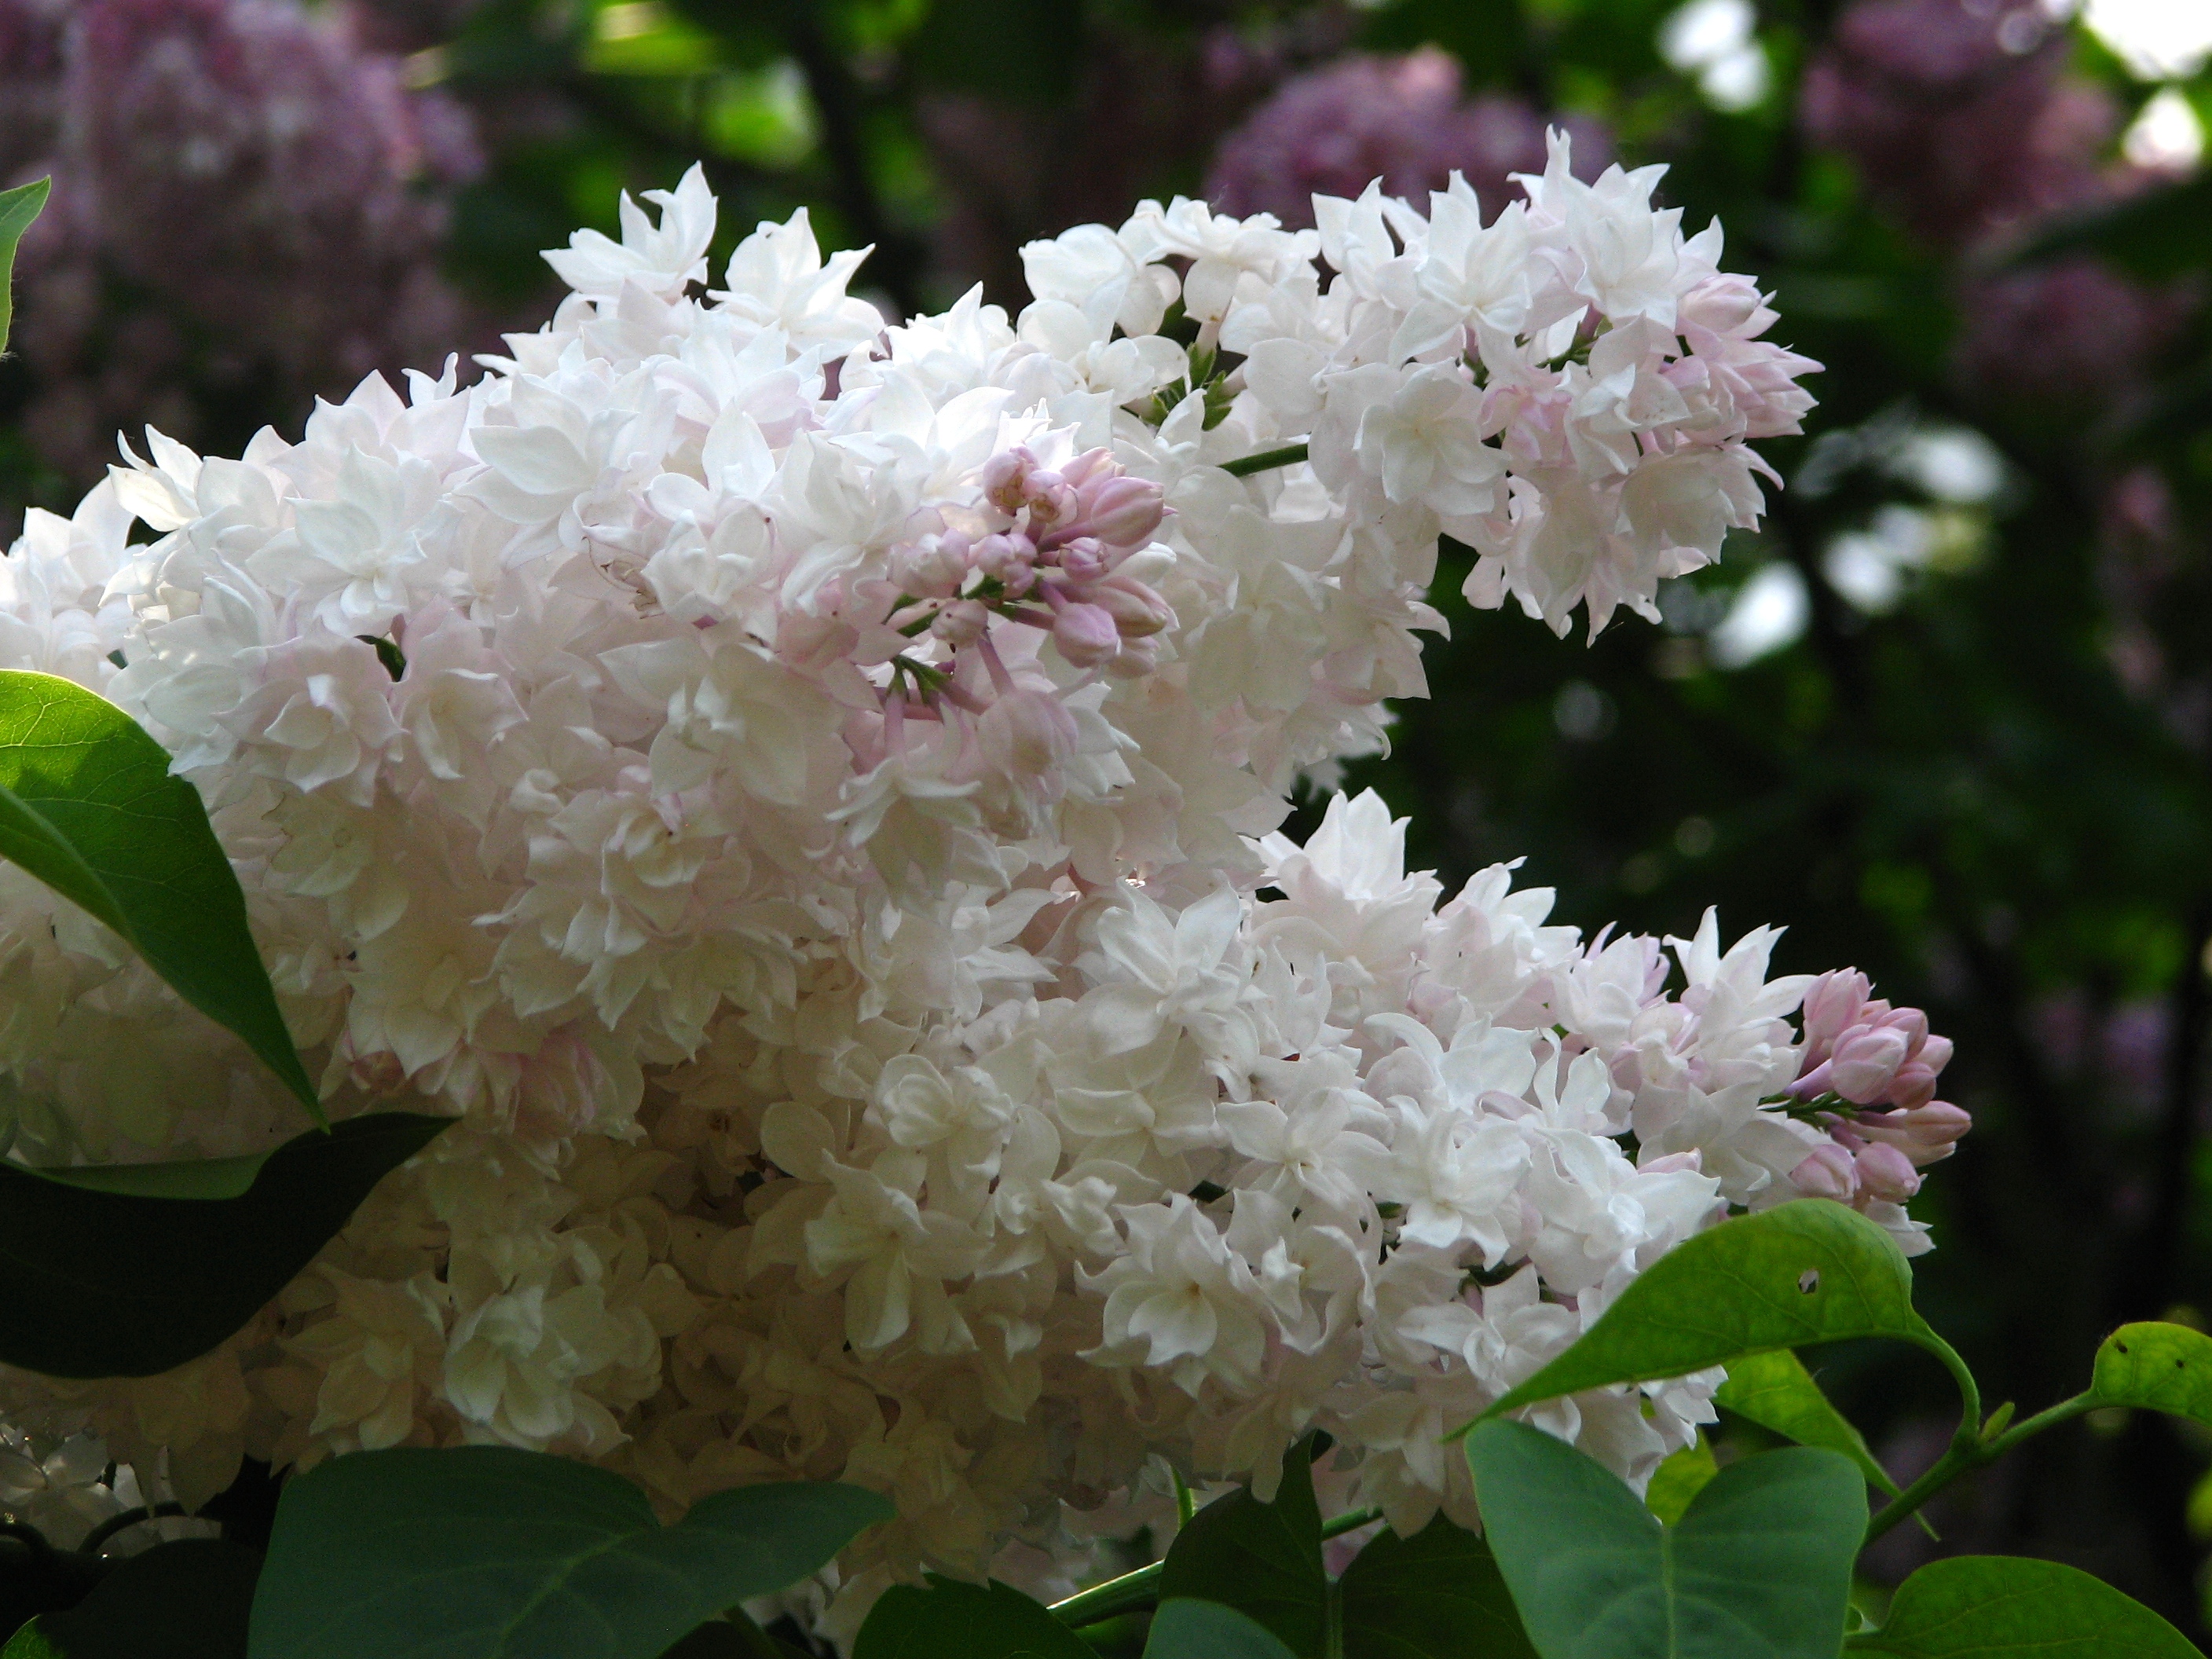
[852,1577,1094,1659]
[1144,1599,1298,1659]
[1155,1437,1326,1657]
[1467,1421,1865,1659]
[1,1540,258,1659]
[0,670,319,1117]
[0,1114,450,1378]
[0,177,47,354]
[1716,1348,1903,1498]
[1337,1514,1539,1659]
[1849,1555,2200,1657]
[1477,1203,1930,1423]
[251,1448,891,1659]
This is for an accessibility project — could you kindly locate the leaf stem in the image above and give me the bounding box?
[1220,442,1310,478]
[1047,1506,1381,1628]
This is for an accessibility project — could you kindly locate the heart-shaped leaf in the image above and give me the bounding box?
[0,177,48,355]
[1337,1515,1537,1659]
[1,1113,450,1378]
[1145,1599,1297,1659]
[1467,1420,1866,1659]
[3,1539,259,1658]
[1155,1438,1324,1657]
[1849,1555,2200,1657]
[1716,1349,1903,1498]
[0,671,318,1118]
[250,1448,891,1659]
[2085,1321,2212,1425]
[851,1578,1093,1659]
[1475,1202,1931,1424]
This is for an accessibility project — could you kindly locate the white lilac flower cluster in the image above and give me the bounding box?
[0,141,1932,1628]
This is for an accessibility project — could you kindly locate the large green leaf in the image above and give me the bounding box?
[1849,1555,2200,1657]
[1145,1600,1298,1659]
[1467,1421,1866,1659]
[0,1113,450,1378]
[0,177,47,355]
[1336,1515,1539,1659]
[1155,1439,1326,1657]
[1716,1349,1903,1498]
[2,1540,259,1658]
[0,671,319,1118]
[1477,1203,1929,1423]
[851,1578,1094,1659]
[251,1448,891,1659]
[2085,1321,2212,1425]
[1643,1437,1720,1528]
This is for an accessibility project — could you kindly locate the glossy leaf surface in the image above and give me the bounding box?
[0,671,318,1115]
[0,1114,449,1378]
[1467,1421,1865,1659]
[249,1446,890,1659]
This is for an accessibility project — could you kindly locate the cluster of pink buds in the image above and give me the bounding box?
[1783,970,1971,1207]
[885,446,1174,677]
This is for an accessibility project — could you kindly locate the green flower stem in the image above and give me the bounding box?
[1048,1505,1381,1628]
[1863,1331,2096,1546]
[1220,441,1310,478]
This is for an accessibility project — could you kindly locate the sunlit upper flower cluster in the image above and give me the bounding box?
[0,142,1916,1632]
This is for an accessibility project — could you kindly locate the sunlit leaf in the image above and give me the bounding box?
[0,176,48,356]
[1849,1555,2199,1657]
[1716,1349,1903,1497]
[0,670,320,1118]
[2086,1320,2212,1426]
[0,1114,450,1378]
[1643,1435,1720,1527]
[1478,1203,1931,1423]
[250,1447,890,1659]
[1467,1421,1865,1659]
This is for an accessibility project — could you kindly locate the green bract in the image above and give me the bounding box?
[1851,1556,2201,1657]
[1467,1420,1866,1659]
[0,1114,450,1378]
[248,1447,891,1659]
[0,670,320,1119]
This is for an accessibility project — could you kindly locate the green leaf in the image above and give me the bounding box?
[1145,1599,1298,1659]
[1849,1555,2201,1657]
[0,671,320,1119]
[1643,1436,1720,1527]
[657,1611,811,1659]
[2,1539,259,1658]
[0,177,48,356]
[852,1578,1095,1659]
[1336,1514,1539,1659]
[1155,1438,1325,1657]
[1716,1349,1903,1498]
[0,1113,450,1378]
[2086,1320,2212,1426]
[1467,1421,1866,1659]
[1476,1202,1931,1423]
[250,1448,892,1659]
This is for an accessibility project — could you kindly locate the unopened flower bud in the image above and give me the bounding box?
[931,599,990,646]
[1061,446,1115,488]
[1057,537,1113,583]
[1886,1060,1940,1111]
[1081,474,1166,548]
[1090,572,1175,638]
[1829,1023,1912,1105]
[1105,635,1161,679]
[893,533,972,599]
[1891,1101,1972,1165]
[1053,602,1122,668]
[1803,969,1871,1052]
[975,533,1037,594]
[981,448,1035,514]
[1852,1141,1922,1203]
[1790,1142,1858,1201]
[1027,475,1079,532]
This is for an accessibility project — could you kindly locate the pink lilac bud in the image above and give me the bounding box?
[1057,537,1114,583]
[1852,1141,1923,1203]
[1802,969,1872,1054]
[1079,474,1167,548]
[975,533,1037,594]
[1090,572,1174,638]
[977,687,1077,777]
[1107,635,1161,679]
[1829,1023,1914,1105]
[1026,473,1079,534]
[1856,1101,1972,1166]
[1053,602,1122,668]
[981,448,1035,515]
[1790,1142,1859,1201]
[931,599,990,646]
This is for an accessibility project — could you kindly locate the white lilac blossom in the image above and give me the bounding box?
[0,148,1934,1632]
